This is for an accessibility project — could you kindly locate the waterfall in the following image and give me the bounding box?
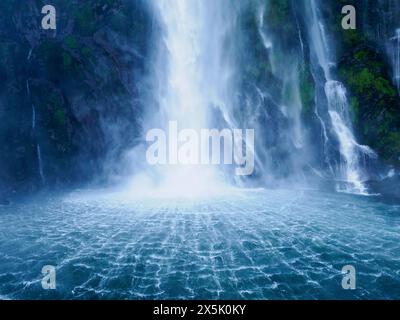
[32,104,45,185]
[27,48,32,61]
[26,79,30,97]
[32,104,36,130]
[391,29,400,93]
[127,0,238,197]
[251,1,312,185]
[123,0,385,196]
[37,144,45,185]
[307,0,376,194]
[375,0,400,95]
[325,81,376,193]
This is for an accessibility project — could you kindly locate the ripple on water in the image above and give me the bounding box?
[0,189,400,299]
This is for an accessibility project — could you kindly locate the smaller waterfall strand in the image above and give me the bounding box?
[308,0,376,194]
[390,29,400,93]
[36,144,45,185]
[31,104,36,131]
[26,77,45,186]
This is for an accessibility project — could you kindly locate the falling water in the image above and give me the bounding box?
[252,2,311,185]
[36,144,45,185]
[326,82,376,193]
[27,48,32,61]
[391,29,400,93]
[307,0,376,194]
[32,103,45,186]
[128,0,238,197]
[26,79,30,97]
[374,0,400,95]
[26,77,45,186]
[125,0,381,196]
[32,104,36,130]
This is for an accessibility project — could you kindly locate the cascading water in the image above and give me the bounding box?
[31,103,36,131]
[36,144,45,185]
[376,0,400,95]
[32,103,45,186]
[307,0,376,194]
[326,81,376,193]
[243,1,312,186]
[127,0,379,195]
[127,0,239,197]
[391,29,400,93]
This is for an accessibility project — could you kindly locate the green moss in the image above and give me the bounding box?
[375,77,396,97]
[338,44,400,165]
[343,29,362,46]
[352,68,374,94]
[354,50,367,61]
[342,67,396,98]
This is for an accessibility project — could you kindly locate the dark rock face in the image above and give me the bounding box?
[368,173,400,199]
[0,0,153,193]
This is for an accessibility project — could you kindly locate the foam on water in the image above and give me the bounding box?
[1,189,399,299]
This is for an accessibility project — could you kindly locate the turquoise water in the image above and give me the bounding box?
[0,189,400,300]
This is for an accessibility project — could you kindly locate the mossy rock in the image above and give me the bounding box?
[338,45,400,165]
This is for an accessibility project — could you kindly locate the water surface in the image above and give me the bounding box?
[0,189,399,299]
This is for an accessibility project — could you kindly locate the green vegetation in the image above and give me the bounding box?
[341,68,395,98]
[339,46,400,164]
